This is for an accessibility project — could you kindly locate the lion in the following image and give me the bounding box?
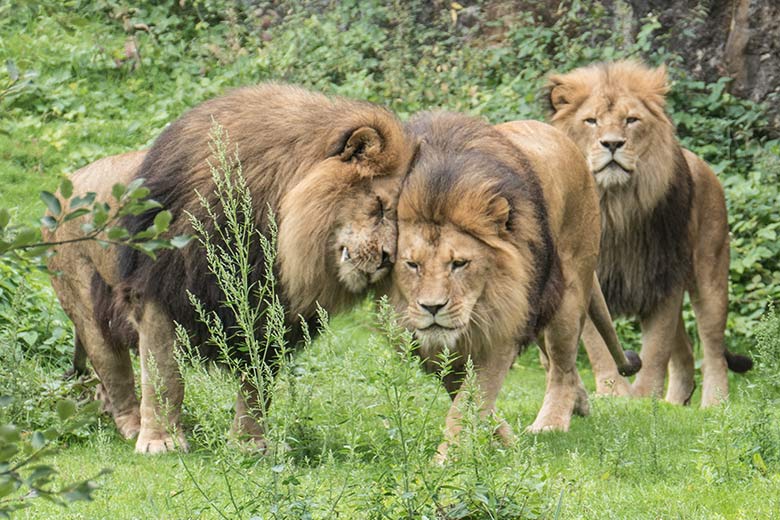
[48,83,415,454]
[391,112,640,461]
[546,60,752,406]
[47,151,146,439]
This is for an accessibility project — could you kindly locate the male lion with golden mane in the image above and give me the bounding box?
[48,83,415,454]
[546,60,751,407]
[392,112,639,460]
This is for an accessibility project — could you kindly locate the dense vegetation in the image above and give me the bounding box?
[1,1,778,518]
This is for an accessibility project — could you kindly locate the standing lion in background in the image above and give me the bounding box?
[48,83,415,454]
[546,60,752,406]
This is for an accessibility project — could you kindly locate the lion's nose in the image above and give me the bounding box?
[379,250,393,270]
[419,300,448,317]
[600,139,625,153]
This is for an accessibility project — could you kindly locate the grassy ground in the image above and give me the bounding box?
[2,2,779,519]
[14,309,780,519]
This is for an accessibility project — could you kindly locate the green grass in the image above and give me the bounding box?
[2,1,779,518]
[12,309,780,519]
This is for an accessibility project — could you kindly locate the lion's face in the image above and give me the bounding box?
[332,174,400,293]
[568,95,657,189]
[547,60,675,194]
[394,222,494,351]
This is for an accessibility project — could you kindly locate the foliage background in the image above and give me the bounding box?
[0,0,778,518]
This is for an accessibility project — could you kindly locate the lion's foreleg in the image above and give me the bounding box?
[135,301,188,454]
[632,289,684,398]
[231,371,276,452]
[527,286,589,433]
[435,350,515,463]
[664,312,696,405]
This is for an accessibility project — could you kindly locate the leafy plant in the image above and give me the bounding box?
[0,397,108,518]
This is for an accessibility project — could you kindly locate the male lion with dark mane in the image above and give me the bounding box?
[392,112,639,461]
[546,60,751,406]
[47,83,415,454]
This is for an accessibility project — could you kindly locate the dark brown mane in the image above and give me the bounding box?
[403,111,563,344]
[597,146,694,318]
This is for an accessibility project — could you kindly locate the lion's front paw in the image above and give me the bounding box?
[433,441,450,465]
[115,411,141,440]
[135,429,188,454]
[526,416,570,434]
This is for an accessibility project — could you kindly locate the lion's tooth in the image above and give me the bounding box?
[341,247,350,262]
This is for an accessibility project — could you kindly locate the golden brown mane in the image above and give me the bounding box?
[119,83,411,352]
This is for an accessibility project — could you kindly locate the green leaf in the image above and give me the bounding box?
[92,206,109,227]
[31,431,46,450]
[0,396,12,407]
[0,444,19,462]
[0,476,19,499]
[71,192,97,208]
[0,208,10,230]
[106,227,129,240]
[128,186,150,201]
[18,331,39,347]
[27,465,57,485]
[41,215,57,231]
[0,425,20,443]
[63,208,91,222]
[59,178,73,199]
[170,235,192,248]
[40,191,62,217]
[56,399,77,421]
[11,228,38,249]
[153,210,172,233]
[111,183,126,201]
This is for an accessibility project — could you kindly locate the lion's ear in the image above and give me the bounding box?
[339,126,383,163]
[488,196,511,232]
[546,76,571,114]
[650,64,670,98]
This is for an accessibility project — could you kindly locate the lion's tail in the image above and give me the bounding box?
[725,349,753,373]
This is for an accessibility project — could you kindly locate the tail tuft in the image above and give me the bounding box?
[618,350,642,377]
[725,350,753,373]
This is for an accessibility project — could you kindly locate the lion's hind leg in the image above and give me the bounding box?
[135,301,188,454]
[51,274,141,440]
[231,371,279,452]
[632,289,684,399]
[664,311,696,405]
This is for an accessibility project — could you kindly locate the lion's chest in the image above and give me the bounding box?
[597,199,692,320]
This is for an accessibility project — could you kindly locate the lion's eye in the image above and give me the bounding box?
[626,117,639,125]
[584,118,597,126]
[451,259,470,271]
[375,197,385,219]
[405,260,419,272]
